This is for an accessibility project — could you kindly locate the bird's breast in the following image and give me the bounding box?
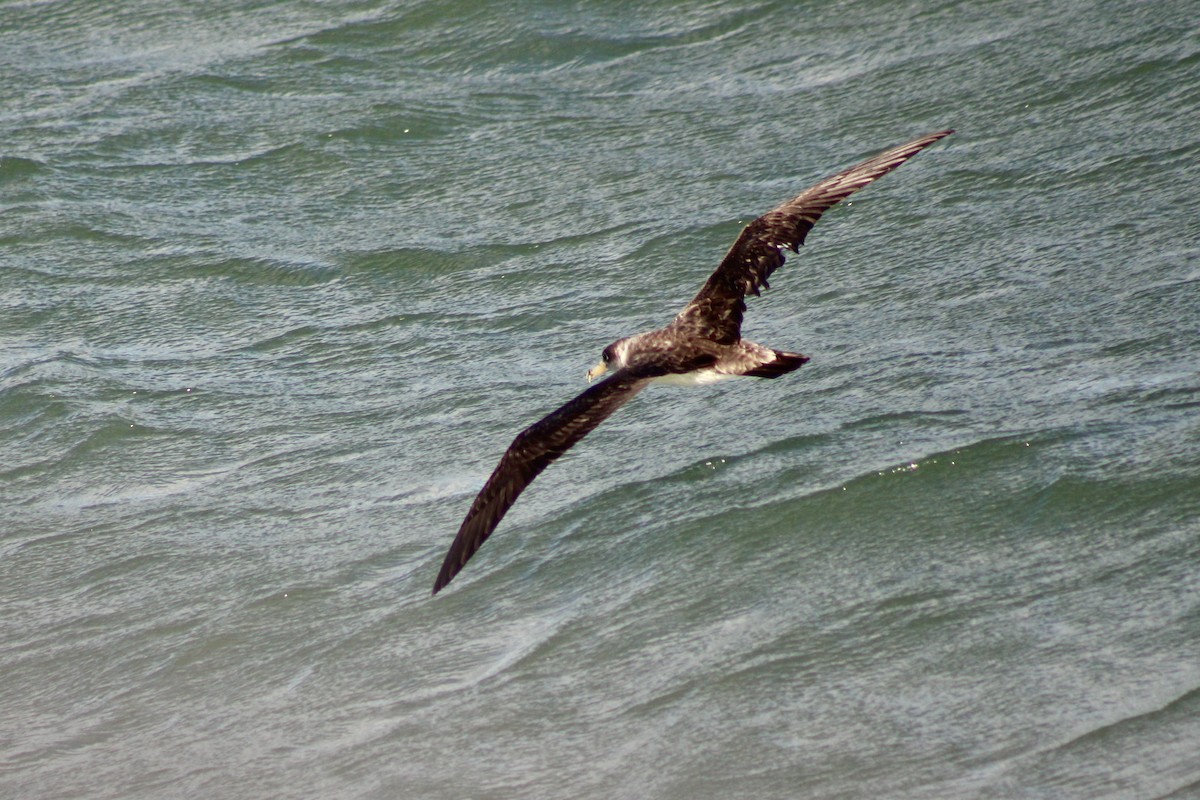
[651,369,738,387]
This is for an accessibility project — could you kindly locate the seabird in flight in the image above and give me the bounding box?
[433,129,953,594]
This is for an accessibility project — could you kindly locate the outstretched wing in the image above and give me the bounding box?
[672,129,953,344]
[433,368,653,594]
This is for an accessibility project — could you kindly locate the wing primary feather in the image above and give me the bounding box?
[432,369,652,594]
[672,129,953,344]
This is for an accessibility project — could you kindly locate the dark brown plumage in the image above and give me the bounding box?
[433,129,952,594]
[670,129,955,344]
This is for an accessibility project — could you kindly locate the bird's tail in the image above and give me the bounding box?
[743,349,809,379]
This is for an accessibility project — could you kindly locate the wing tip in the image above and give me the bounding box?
[432,558,458,595]
[432,556,458,594]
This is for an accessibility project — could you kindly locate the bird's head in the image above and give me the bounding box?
[587,339,627,382]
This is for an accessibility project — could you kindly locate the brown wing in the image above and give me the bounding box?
[433,368,653,594]
[672,129,953,344]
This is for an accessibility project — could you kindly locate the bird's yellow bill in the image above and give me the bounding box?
[587,362,607,382]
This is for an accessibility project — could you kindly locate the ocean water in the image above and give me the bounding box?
[3,0,1199,797]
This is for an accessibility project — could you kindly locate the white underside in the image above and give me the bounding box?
[651,369,739,386]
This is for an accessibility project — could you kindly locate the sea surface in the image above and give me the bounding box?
[3,1,1199,798]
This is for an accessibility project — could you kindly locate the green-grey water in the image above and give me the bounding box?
[3,1,1199,798]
